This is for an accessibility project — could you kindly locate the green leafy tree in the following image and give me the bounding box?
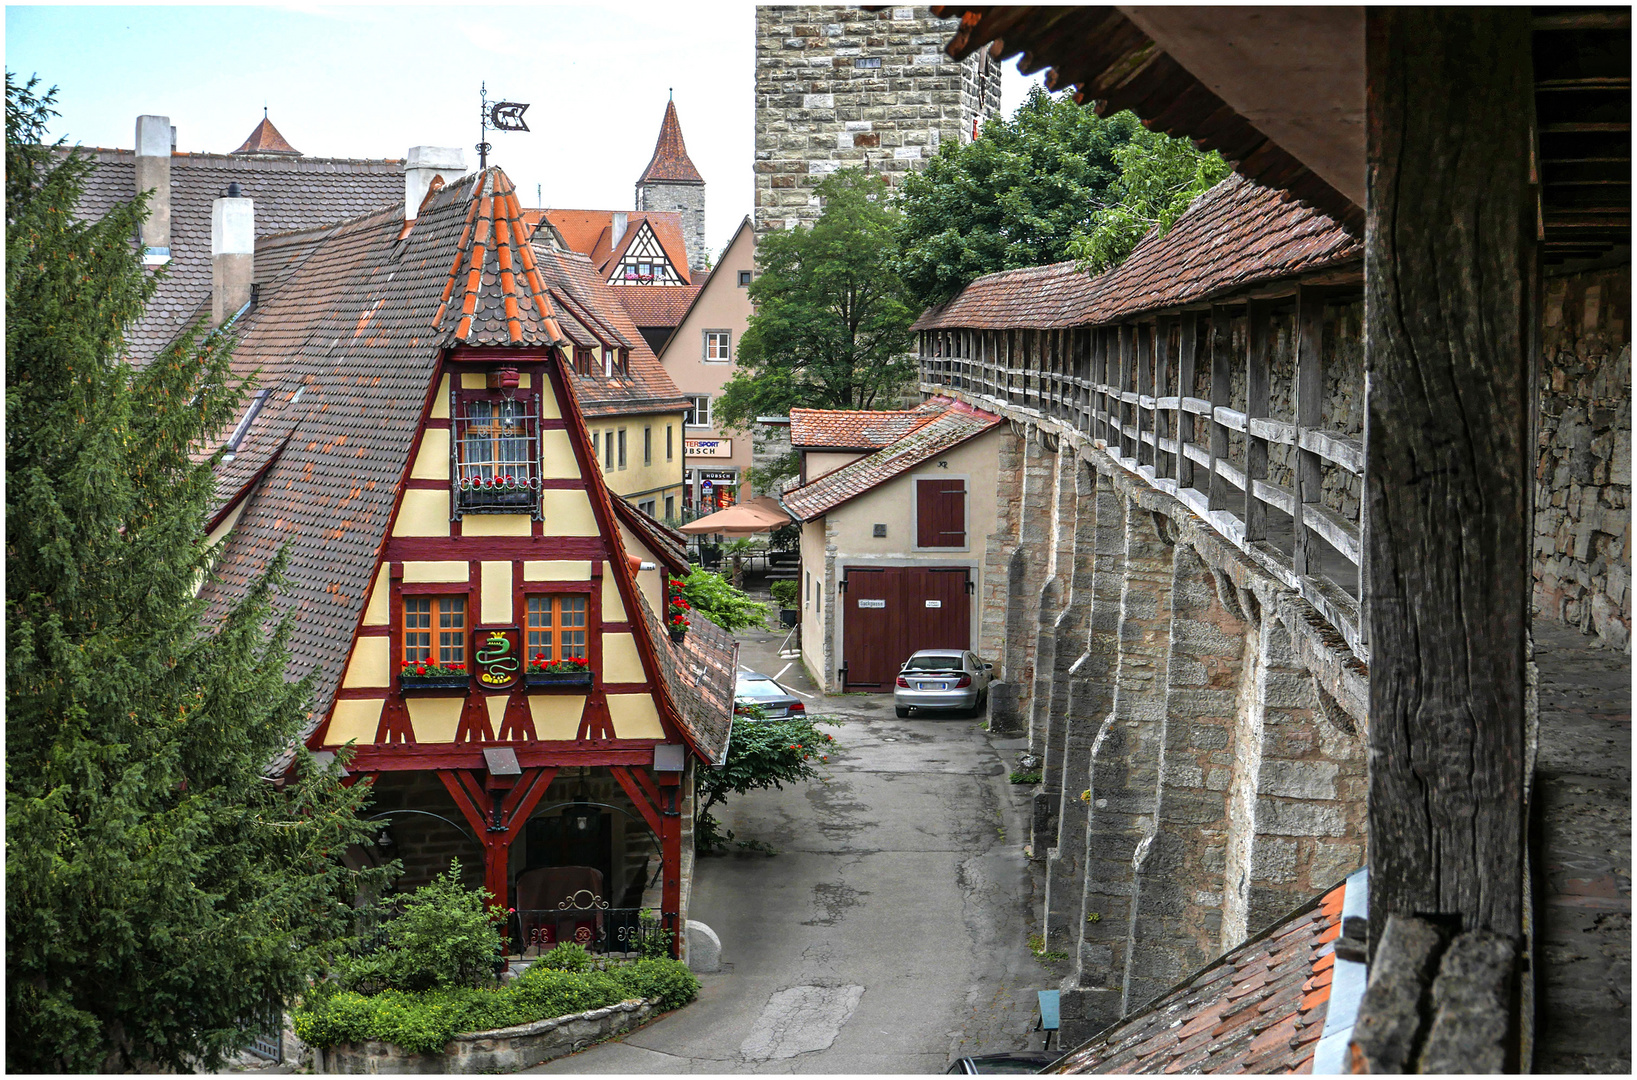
[340,862,505,995]
[715,169,918,429]
[1068,126,1232,274]
[6,74,388,1073]
[695,713,839,852]
[676,568,767,633]
[895,86,1145,307]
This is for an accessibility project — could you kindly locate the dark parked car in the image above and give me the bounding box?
[946,1051,1057,1074]
[734,670,807,720]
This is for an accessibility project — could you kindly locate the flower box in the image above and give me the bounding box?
[399,675,471,693]
[524,670,595,689]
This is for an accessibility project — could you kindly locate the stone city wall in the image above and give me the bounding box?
[1534,264,1631,650]
[753,5,1001,234]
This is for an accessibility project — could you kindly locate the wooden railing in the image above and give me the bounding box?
[919,284,1368,659]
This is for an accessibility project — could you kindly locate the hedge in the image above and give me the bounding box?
[292,958,699,1055]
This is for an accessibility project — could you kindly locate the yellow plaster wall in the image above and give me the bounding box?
[592,409,685,504]
[205,498,247,550]
[342,636,391,688]
[463,515,531,537]
[460,372,488,390]
[540,490,601,536]
[403,561,470,583]
[481,561,512,623]
[406,697,463,742]
[602,633,645,683]
[607,694,665,739]
[602,562,629,621]
[411,429,450,479]
[540,429,582,480]
[524,560,593,581]
[528,695,587,740]
[327,698,383,746]
[615,526,667,613]
[392,489,450,537]
[362,566,391,625]
[540,374,562,419]
[430,375,451,419]
[485,694,509,730]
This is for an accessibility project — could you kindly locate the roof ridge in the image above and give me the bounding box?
[636,100,704,185]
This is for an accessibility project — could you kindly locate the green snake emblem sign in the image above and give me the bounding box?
[475,627,521,691]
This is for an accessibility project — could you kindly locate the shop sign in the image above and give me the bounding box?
[475,627,522,691]
[700,470,738,482]
[685,438,732,458]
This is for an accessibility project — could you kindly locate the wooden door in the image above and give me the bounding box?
[842,567,971,691]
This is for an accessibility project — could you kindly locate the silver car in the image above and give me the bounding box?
[894,650,993,717]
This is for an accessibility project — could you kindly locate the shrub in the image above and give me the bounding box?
[770,580,800,608]
[537,941,592,973]
[615,959,700,1010]
[507,966,629,1021]
[339,861,504,993]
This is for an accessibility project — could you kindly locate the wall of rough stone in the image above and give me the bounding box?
[1534,264,1631,650]
[635,180,707,271]
[753,5,1001,234]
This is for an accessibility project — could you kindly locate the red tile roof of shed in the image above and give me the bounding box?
[789,399,947,449]
[637,99,705,185]
[911,173,1360,332]
[1050,883,1345,1074]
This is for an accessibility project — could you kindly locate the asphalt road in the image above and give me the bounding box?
[532,624,1049,1073]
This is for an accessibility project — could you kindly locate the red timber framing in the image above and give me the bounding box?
[305,343,703,952]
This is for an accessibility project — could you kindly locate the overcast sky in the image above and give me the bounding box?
[6,3,1046,259]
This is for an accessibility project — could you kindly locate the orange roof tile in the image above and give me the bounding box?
[614,283,704,329]
[637,99,704,185]
[433,170,566,347]
[232,114,301,156]
[788,399,947,449]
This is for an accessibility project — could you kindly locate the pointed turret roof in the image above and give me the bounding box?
[434,169,569,347]
[232,113,301,156]
[636,99,704,185]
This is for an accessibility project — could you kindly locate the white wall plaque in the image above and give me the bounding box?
[925,600,942,608]
[857,598,886,608]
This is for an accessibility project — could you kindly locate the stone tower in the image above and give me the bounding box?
[754,5,1002,234]
[634,99,707,271]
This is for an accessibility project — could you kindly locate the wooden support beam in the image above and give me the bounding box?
[1154,316,1173,480]
[1118,324,1135,461]
[1136,321,1154,468]
[1243,300,1272,541]
[1364,7,1533,955]
[1207,308,1233,511]
[1177,312,1198,491]
[1293,286,1326,577]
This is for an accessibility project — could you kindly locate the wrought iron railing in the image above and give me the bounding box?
[512,895,665,957]
[450,398,542,519]
[919,287,1369,659]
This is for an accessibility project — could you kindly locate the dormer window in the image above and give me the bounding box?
[451,376,539,517]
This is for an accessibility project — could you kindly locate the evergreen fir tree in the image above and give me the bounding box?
[5,73,391,1073]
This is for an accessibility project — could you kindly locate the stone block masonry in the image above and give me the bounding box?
[1534,264,1631,650]
[753,5,1001,234]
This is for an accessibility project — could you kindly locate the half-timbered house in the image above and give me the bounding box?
[198,165,736,959]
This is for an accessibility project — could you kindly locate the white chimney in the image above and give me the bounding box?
[404,146,465,220]
[611,211,628,248]
[211,184,254,326]
[135,114,171,263]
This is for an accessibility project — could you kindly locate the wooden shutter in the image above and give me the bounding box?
[916,478,967,548]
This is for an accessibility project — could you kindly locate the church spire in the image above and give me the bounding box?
[636,99,703,185]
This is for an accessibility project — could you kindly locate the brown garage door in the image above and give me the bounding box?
[841,567,971,690]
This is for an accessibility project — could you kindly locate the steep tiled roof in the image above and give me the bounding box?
[533,246,692,420]
[781,399,1003,520]
[72,148,404,364]
[432,170,567,347]
[613,498,690,574]
[193,167,715,771]
[789,398,947,449]
[613,283,704,330]
[1050,884,1345,1074]
[526,209,692,285]
[232,115,300,156]
[637,100,704,185]
[911,174,1361,332]
[633,587,736,765]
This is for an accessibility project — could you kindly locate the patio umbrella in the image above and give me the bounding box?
[677,495,792,536]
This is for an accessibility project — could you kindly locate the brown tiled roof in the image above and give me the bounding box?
[789,399,947,449]
[781,399,1003,520]
[632,587,735,765]
[1051,884,1344,1074]
[911,174,1361,332]
[526,209,693,285]
[612,283,704,330]
[72,148,404,364]
[194,167,720,772]
[533,246,691,420]
[637,100,705,185]
[232,115,300,156]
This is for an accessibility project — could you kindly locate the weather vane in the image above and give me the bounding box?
[477,82,531,170]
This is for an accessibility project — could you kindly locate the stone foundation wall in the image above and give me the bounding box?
[753,5,1002,234]
[1534,264,1631,650]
